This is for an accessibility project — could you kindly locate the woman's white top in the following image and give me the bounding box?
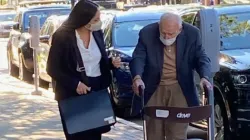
[75,30,102,77]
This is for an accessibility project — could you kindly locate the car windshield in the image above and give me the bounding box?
[24,9,70,30]
[113,20,158,47]
[220,12,250,50]
[0,14,15,22]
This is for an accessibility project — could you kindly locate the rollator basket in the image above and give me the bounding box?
[139,85,215,140]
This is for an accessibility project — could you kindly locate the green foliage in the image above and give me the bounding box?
[0,0,7,5]
[220,14,250,38]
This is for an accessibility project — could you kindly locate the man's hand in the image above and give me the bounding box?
[76,82,91,95]
[200,78,212,91]
[132,76,145,96]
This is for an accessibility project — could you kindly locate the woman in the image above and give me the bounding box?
[46,0,120,139]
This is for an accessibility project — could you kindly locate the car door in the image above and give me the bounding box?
[108,20,134,101]
[38,20,52,82]
[11,12,22,65]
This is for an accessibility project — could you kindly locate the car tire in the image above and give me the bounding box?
[19,53,33,83]
[39,78,49,89]
[214,94,230,140]
[7,50,19,77]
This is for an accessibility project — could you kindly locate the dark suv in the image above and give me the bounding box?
[7,5,71,82]
[180,4,250,139]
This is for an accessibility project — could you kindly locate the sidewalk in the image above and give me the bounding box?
[0,71,143,140]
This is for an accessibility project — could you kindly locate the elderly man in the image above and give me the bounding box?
[129,12,212,140]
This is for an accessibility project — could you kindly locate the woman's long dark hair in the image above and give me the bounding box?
[62,0,99,30]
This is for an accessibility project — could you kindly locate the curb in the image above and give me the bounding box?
[116,118,143,131]
[40,87,143,131]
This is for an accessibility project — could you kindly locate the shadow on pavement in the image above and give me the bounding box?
[0,90,65,140]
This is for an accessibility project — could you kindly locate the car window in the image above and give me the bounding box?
[40,20,49,35]
[100,13,113,30]
[193,13,200,29]
[14,13,19,22]
[48,22,55,36]
[104,22,112,47]
[181,12,196,24]
[220,12,250,50]
[23,9,70,30]
[113,19,158,47]
[0,13,15,22]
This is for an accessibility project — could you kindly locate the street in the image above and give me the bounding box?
[0,39,143,139]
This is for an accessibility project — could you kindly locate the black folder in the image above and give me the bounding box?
[59,89,116,134]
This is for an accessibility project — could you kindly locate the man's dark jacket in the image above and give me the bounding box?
[129,22,211,115]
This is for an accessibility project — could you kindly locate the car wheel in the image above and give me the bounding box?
[214,97,230,140]
[19,53,33,82]
[7,50,19,77]
[215,102,224,140]
[39,78,49,89]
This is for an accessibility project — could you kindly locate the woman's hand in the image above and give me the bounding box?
[76,82,91,95]
[112,57,121,68]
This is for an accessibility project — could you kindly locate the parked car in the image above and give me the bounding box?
[37,15,68,89]
[103,11,164,117]
[36,13,113,89]
[179,4,250,140]
[7,5,71,82]
[104,4,250,139]
[0,11,16,38]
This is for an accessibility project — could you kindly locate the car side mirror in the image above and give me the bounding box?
[13,23,19,30]
[39,35,50,44]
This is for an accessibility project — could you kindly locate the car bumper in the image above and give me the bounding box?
[236,119,250,138]
[234,86,250,137]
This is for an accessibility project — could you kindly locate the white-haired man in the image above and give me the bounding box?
[129,12,212,140]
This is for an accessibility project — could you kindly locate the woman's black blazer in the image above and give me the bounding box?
[46,26,113,101]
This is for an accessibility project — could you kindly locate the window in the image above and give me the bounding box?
[48,22,55,36]
[40,20,49,35]
[104,22,112,47]
[219,12,250,50]
[0,13,15,22]
[181,12,196,24]
[23,9,70,30]
[40,21,48,35]
[113,19,158,47]
[13,13,19,22]
[193,13,201,29]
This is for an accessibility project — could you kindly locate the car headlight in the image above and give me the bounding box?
[232,75,248,84]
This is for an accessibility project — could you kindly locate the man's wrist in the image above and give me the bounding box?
[202,76,210,81]
[133,75,141,82]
